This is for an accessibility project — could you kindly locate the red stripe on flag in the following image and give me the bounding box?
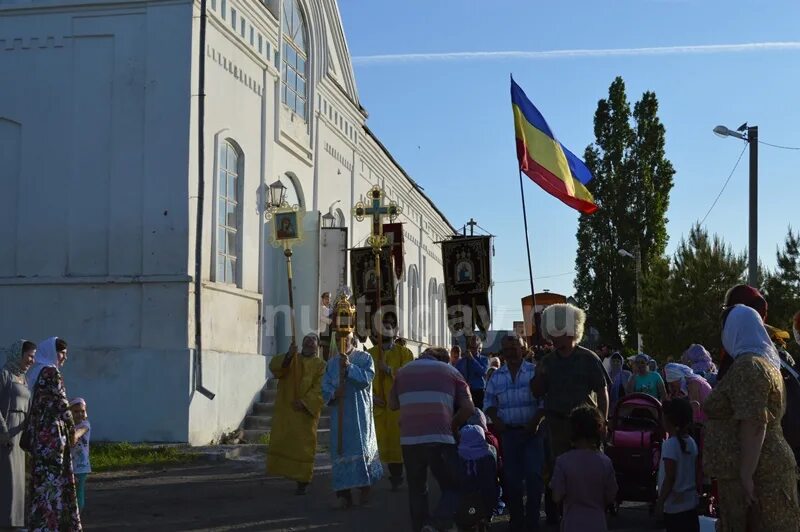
[516,139,598,214]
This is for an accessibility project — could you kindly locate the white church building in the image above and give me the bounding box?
[0,0,454,443]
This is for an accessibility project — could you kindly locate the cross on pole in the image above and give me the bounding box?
[467,218,478,236]
[354,186,401,249]
[352,185,401,398]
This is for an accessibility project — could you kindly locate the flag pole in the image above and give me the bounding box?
[518,169,542,347]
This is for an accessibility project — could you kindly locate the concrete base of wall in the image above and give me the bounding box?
[64,348,192,442]
[188,350,268,445]
[63,348,267,444]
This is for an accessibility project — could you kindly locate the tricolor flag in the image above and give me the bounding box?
[511,78,598,214]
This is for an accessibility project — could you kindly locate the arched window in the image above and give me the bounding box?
[281,0,308,120]
[396,279,405,335]
[409,265,419,341]
[216,140,242,285]
[428,279,438,344]
[439,283,447,346]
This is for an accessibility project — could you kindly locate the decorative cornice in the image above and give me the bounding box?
[207,44,263,96]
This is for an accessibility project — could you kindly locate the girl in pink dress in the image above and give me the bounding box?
[550,406,618,532]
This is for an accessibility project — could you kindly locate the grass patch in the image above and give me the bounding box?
[257,432,270,445]
[92,443,199,472]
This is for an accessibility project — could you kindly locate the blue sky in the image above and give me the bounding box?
[338,0,800,330]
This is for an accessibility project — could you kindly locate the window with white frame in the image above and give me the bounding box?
[281,0,308,120]
[216,140,242,285]
[409,266,419,341]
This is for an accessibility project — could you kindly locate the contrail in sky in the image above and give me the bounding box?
[352,42,800,65]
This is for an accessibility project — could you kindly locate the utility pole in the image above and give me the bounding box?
[747,126,758,287]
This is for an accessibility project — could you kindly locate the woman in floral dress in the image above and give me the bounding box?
[703,305,800,532]
[24,337,82,531]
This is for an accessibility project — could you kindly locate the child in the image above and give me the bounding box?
[657,398,699,532]
[454,424,499,532]
[550,406,618,532]
[69,397,91,512]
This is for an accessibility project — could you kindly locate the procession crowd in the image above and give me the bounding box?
[266,285,800,532]
[2,284,799,532]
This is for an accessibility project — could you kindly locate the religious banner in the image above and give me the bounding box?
[383,223,405,281]
[350,246,396,338]
[442,236,492,334]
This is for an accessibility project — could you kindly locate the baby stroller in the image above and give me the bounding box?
[605,393,665,514]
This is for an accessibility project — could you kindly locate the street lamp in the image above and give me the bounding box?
[713,123,758,286]
[267,179,287,209]
[618,247,643,353]
[321,212,337,228]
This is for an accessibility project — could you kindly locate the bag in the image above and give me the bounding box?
[18,419,32,453]
[454,490,488,529]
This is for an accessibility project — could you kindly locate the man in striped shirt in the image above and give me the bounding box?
[390,347,475,532]
[485,334,544,532]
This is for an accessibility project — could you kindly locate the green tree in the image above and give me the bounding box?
[640,224,746,359]
[575,77,675,347]
[763,227,800,335]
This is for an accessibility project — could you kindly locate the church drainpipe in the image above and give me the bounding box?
[194,0,215,400]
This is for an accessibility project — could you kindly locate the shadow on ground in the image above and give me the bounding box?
[83,459,661,531]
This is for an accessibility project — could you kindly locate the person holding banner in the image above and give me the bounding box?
[266,334,326,495]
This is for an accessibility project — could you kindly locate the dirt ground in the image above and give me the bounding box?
[82,455,663,532]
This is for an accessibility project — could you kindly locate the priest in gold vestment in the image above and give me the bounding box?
[368,312,414,490]
[266,333,326,495]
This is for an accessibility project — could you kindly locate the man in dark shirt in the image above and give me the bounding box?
[531,303,608,525]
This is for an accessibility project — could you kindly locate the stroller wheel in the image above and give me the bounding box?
[607,502,618,516]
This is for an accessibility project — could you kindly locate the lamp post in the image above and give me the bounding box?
[713,123,758,286]
[618,247,642,353]
[322,212,336,228]
[267,179,287,209]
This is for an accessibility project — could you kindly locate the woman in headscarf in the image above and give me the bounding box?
[703,305,800,532]
[24,336,82,531]
[681,344,718,382]
[1,340,36,530]
[625,353,666,401]
[663,363,712,424]
[608,352,632,415]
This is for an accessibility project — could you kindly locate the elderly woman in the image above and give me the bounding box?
[1,340,37,530]
[663,363,712,424]
[24,337,82,531]
[703,305,800,532]
[625,354,666,401]
[681,344,718,384]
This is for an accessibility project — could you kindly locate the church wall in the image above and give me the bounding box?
[1,0,457,443]
[183,0,277,442]
[0,1,196,441]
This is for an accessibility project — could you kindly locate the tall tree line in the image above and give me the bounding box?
[575,77,675,347]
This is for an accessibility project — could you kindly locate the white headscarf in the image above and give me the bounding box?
[26,336,59,389]
[664,363,695,383]
[722,305,781,370]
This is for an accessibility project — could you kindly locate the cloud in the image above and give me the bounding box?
[352,42,800,66]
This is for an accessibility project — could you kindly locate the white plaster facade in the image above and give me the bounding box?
[0,0,453,443]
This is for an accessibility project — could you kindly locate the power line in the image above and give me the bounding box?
[758,140,800,151]
[700,143,748,226]
[493,271,575,284]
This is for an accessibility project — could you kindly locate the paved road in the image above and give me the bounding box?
[83,455,665,531]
